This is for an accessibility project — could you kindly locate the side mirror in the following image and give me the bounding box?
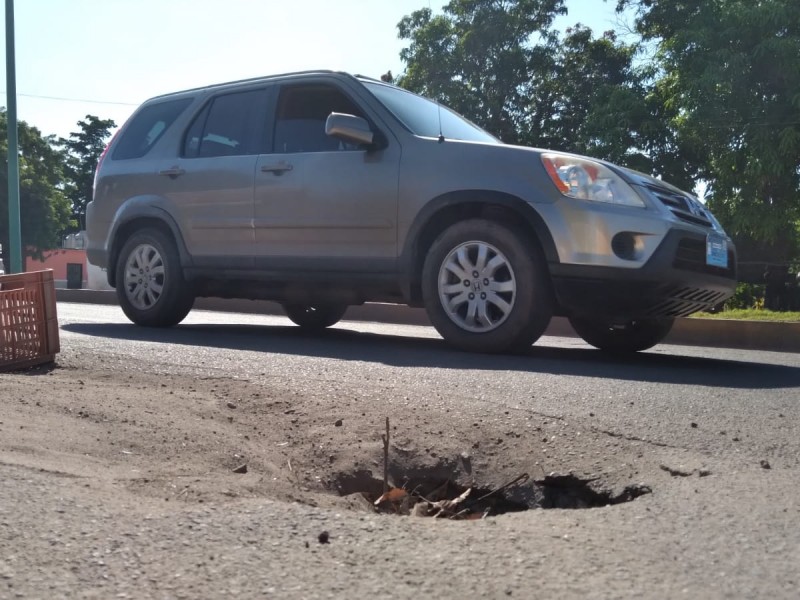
[325,113,374,146]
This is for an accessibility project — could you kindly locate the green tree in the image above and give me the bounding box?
[59,115,116,231]
[396,1,677,179]
[0,110,72,272]
[398,0,568,144]
[617,0,800,263]
[522,25,695,184]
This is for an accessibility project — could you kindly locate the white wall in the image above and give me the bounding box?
[87,263,114,291]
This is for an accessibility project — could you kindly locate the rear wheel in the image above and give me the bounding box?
[422,219,553,353]
[282,303,348,330]
[568,316,674,353]
[115,228,194,327]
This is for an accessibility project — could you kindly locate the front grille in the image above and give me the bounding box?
[673,237,736,278]
[648,185,713,228]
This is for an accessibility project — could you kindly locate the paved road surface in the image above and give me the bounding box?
[0,303,798,599]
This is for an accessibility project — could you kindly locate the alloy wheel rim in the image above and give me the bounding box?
[437,240,516,333]
[123,243,165,310]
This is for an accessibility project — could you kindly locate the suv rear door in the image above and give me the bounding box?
[158,87,269,268]
[253,81,400,273]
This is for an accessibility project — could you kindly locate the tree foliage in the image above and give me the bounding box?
[523,25,698,186]
[1,110,72,272]
[396,0,679,181]
[59,115,116,231]
[617,0,800,261]
[398,0,568,144]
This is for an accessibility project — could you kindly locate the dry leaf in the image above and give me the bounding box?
[374,487,408,506]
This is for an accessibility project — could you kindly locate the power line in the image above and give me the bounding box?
[0,91,139,106]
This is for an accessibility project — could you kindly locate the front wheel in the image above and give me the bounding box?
[282,304,348,330]
[115,228,194,327]
[422,219,553,353]
[568,316,674,353]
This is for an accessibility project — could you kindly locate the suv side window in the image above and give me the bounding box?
[184,89,267,158]
[113,98,193,160]
[273,84,366,154]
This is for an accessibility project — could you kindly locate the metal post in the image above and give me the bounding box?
[5,0,23,273]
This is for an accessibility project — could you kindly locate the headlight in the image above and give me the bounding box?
[541,153,645,208]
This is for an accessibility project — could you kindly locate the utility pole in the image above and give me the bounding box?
[5,0,22,273]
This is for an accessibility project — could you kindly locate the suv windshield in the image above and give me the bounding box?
[363,81,499,144]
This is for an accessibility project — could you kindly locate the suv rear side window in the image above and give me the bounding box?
[273,84,366,153]
[112,98,193,160]
[183,89,268,158]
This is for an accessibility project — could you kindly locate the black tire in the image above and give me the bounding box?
[568,316,674,353]
[282,303,348,330]
[422,219,553,353]
[115,228,194,327]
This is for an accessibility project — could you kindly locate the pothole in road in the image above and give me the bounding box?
[331,465,651,519]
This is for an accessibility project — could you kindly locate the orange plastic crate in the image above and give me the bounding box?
[0,270,60,371]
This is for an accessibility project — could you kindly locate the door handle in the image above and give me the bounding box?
[260,162,293,175]
[158,166,185,178]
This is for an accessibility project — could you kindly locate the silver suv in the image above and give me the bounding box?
[86,70,736,353]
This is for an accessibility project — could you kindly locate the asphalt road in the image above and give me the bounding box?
[57,302,799,459]
[2,302,799,598]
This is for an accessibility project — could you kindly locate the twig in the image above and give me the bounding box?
[381,417,390,494]
[470,472,530,506]
[452,507,471,520]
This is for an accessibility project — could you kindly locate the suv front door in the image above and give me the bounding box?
[253,82,400,273]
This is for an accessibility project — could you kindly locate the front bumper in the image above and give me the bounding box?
[551,228,737,319]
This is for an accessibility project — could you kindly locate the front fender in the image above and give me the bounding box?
[398,190,559,303]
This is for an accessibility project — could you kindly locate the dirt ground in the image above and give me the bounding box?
[3,331,798,599]
[1,347,651,516]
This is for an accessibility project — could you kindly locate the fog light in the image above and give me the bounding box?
[611,232,643,261]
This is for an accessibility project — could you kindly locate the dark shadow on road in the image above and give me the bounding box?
[9,363,57,376]
[61,321,800,391]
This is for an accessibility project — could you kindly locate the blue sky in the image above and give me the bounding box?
[2,0,625,139]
